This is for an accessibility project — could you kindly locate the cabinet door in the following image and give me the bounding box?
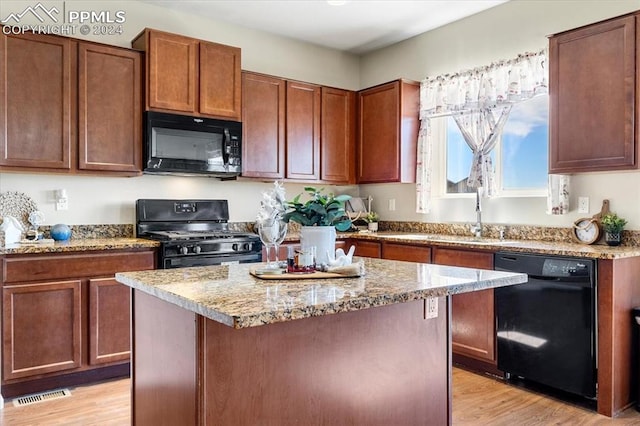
[321,87,355,184]
[0,32,73,169]
[382,243,431,263]
[358,82,399,183]
[147,30,198,113]
[286,81,321,180]
[432,248,495,363]
[78,43,142,173]
[358,80,418,183]
[199,41,241,120]
[549,15,636,173]
[241,72,286,178]
[3,280,82,380]
[89,278,131,365]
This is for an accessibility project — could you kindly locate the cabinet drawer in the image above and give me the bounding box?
[3,251,155,284]
[354,241,381,258]
[432,248,493,269]
[382,243,431,263]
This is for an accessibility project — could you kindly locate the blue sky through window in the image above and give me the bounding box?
[446,95,548,194]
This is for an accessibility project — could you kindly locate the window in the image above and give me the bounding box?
[445,95,549,196]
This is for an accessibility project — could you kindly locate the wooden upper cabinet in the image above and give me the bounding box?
[549,14,637,173]
[143,30,197,113]
[78,43,142,172]
[133,29,241,120]
[199,41,242,120]
[0,32,141,175]
[242,71,355,183]
[358,80,419,183]
[241,72,286,178]
[286,81,321,180]
[321,87,356,184]
[0,31,74,169]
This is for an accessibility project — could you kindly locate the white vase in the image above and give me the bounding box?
[300,226,336,266]
[368,222,378,232]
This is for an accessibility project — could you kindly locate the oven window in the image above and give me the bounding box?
[152,128,223,164]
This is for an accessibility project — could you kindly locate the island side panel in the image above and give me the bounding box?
[202,298,449,425]
[132,290,199,425]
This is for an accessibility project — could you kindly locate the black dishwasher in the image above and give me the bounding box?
[494,252,596,399]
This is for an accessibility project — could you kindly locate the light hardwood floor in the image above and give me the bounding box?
[0,378,130,425]
[452,368,640,425]
[1,369,640,425]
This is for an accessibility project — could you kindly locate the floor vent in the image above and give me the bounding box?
[12,388,71,407]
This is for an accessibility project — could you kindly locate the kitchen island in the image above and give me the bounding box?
[116,257,526,425]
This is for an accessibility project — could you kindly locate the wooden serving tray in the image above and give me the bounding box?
[250,268,360,280]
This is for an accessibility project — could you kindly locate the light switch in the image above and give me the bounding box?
[388,199,396,211]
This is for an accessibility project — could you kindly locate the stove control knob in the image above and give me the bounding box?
[194,246,201,254]
[180,246,189,255]
[232,243,239,251]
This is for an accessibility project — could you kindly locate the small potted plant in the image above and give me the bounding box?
[366,211,380,232]
[601,213,627,246]
[282,187,351,265]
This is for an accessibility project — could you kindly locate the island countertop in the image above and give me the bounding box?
[116,257,526,329]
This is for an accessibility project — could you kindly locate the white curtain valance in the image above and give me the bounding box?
[420,48,548,119]
[416,48,550,214]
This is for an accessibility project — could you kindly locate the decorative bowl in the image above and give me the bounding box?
[50,224,72,241]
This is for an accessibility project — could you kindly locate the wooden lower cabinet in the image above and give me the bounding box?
[88,278,131,365]
[1,249,155,397]
[347,239,381,258]
[2,280,82,380]
[432,248,496,365]
[382,242,431,262]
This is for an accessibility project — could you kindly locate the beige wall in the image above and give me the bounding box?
[358,0,640,229]
[1,0,639,229]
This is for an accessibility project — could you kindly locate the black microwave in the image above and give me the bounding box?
[144,111,242,178]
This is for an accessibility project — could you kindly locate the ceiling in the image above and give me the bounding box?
[143,0,508,55]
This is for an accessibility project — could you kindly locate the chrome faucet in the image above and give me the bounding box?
[470,188,482,238]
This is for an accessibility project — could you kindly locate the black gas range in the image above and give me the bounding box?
[136,199,262,269]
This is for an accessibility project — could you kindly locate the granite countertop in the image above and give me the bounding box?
[0,237,160,255]
[337,232,640,260]
[116,257,526,329]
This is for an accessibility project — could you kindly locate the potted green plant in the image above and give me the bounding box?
[282,187,351,264]
[601,213,627,246]
[366,211,380,232]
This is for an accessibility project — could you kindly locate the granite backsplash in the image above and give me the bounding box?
[15,221,640,247]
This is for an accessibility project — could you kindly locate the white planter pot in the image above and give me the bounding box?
[368,222,378,232]
[300,226,336,266]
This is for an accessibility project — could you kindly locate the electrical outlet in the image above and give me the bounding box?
[56,199,68,211]
[425,298,438,319]
[388,199,396,211]
[578,197,589,214]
